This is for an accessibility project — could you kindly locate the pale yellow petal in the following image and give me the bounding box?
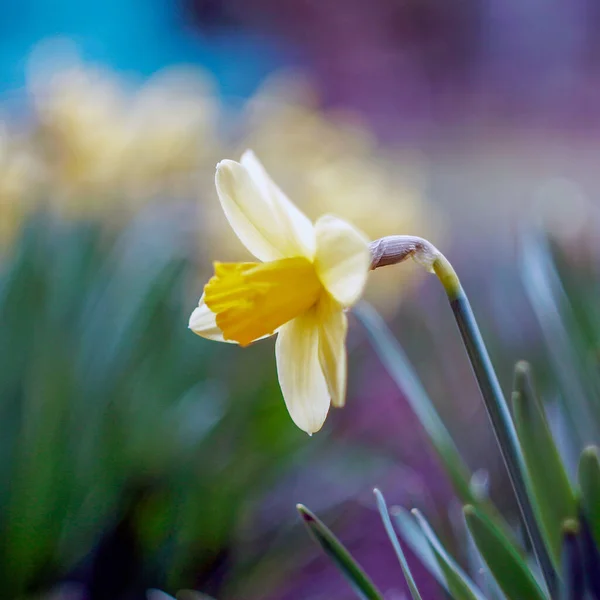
[241,150,316,259]
[215,155,315,261]
[275,309,330,434]
[314,214,371,307]
[317,296,348,408]
[188,294,236,343]
[215,160,286,261]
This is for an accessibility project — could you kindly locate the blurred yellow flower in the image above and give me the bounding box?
[26,41,219,218]
[0,125,40,246]
[190,151,371,434]
[121,67,220,201]
[203,73,439,315]
[28,53,130,213]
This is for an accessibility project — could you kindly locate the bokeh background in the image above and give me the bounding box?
[1,1,600,599]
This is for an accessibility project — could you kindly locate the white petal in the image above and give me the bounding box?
[275,309,330,434]
[188,295,236,343]
[314,215,371,307]
[215,154,315,262]
[241,150,316,258]
[317,296,348,408]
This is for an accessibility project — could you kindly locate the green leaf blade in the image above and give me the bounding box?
[296,504,383,600]
[354,303,472,500]
[373,489,423,600]
[412,509,487,600]
[577,446,600,547]
[355,302,512,534]
[391,505,446,590]
[464,504,547,600]
[512,361,577,570]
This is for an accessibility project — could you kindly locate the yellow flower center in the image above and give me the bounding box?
[204,257,323,346]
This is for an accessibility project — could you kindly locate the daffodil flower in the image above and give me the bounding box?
[189,151,371,434]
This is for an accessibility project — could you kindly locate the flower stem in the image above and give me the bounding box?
[443,266,556,595]
[369,236,557,596]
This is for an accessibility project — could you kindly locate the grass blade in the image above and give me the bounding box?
[296,504,383,600]
[519,230,599,446]
[412,509,487,600]
[512,361,577,569]
[464,504,547,600]
[373,489,423,600]
[577,446,600,547]
[391,505,446,589]
[355,303,509,528]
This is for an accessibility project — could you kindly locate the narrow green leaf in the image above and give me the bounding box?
[373,489,423,600]
[412,509,487,600]
[355,303,473,500]
[297,504,383,600]
[355,303,510,532]
[463,521,505,600]
[512,361,577,570]
[391,506,446,589]
[464,504,547,600]
[577,446,600,547]
[519,230,600,446]
[560,520,584,600]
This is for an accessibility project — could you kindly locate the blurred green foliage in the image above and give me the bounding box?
[0,213,309,598]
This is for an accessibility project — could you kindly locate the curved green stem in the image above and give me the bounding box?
[432,254,461,300]
[443,266,556,596]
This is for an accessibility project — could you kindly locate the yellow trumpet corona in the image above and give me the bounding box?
[189,151,371,434]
